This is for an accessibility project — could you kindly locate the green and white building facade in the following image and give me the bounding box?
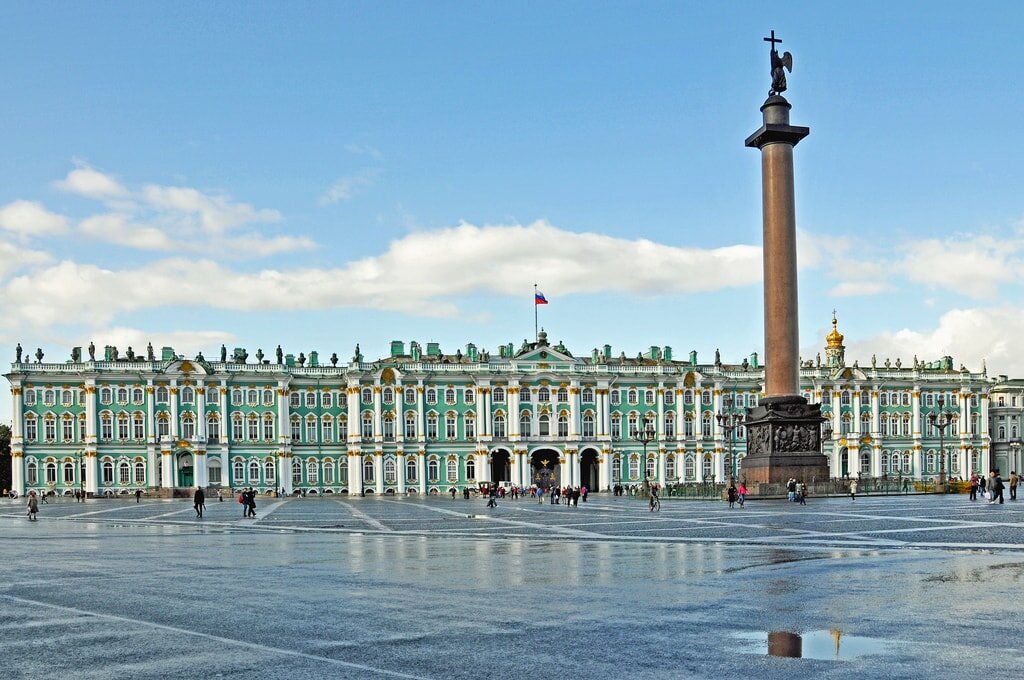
[4,319,1019,497]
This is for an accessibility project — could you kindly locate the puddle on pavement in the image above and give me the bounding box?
[732,629,892,660]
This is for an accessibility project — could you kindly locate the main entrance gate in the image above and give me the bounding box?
[530,449,560,490]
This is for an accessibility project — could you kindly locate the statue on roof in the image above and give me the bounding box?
[895,358,901,369]
[196,351,205,362]
[35,347,43,363]
[330,352,338,366]
[815,353,821,367]
[256,348,264,363]
[297,352,306,366]
[353,344,363,363]
[126,346,135,361]
[276,345,283,364]
[220,344,227,362]
[88,341,95,361]
[71,347,80,363]
[871,354,876,368]
[15,343,22,363]
[714,348,721,365]
[147,342,154,361]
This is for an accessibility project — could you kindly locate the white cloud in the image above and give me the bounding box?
[319,170,378,205]
[53,166,129,199]
[841,307,1024,375]
[141,184,282,234]
[900,235,1019,298]
[0,200,69,237]
[829,281,892,297]
[0,220,763,329]
[79,213,180,251]
[216,233,316,257]
[0,239,52,279]
[88,326,237,357]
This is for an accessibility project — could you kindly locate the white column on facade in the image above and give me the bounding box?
[509,384,520,439]
[349,382,361,443]
[912,385,922,437]
[570,382,580,438]
[196,383,207,440]
[981,392,990,437]
[656,384,665,439]
[345,453,360,495]
[960,390,971,436]
[675,387,684,442]
[832,392,841,439]
[11,384,25,495]
[475,385,486,438]
[279,454,292,495]
[913,446,923,479]
[373,384,382,440]
[852,389,862,437]
[194,451,208,488]
[84,452,98,495]
[169,379,179,439]
[146,381,157,486]
[397,451,406,494]
[160,444,174,489]
[85,380,97,442]
[871,390,880,437]
[566,450,577,487]
[374,451,384,494]
[416,383,425,445]
[714,448,725,483]
[417,451,426,494]
[696,447,705,483]
[657,448,666,485]
[221,450,230,490]
[599,449,611,491]
[478,450,490,484]
[482,389,491,437]
[871,445,882,478]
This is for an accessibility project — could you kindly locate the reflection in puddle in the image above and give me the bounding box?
[733,629,892,660]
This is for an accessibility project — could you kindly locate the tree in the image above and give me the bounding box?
[0,423,11,492]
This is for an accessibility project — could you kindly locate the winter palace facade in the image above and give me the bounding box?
[5,319,1024,497]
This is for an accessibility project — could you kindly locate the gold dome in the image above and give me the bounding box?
[826,311,844,348]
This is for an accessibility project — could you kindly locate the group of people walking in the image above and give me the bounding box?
[968,470,1018,504]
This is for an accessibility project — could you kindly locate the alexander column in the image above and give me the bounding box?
[741,31,830,490]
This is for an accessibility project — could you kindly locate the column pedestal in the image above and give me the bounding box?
[742,395,829,488]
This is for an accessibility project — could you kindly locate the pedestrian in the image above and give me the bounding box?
[194,486,205,518]
[217,489,223,502]
[41,491,49,504]
[786,478,797,502]
[572,487,580,507]
[486,484,497,508]
[969,473,979,501]
[26,490,39,521]
[581,485,588,502]
[980,475,987,497]
[849,478,858,501]
[239,489,247,516]
[1010,471,1019,501]
[247,487,257,517]
[135,488,142,503]
[799,482,808,505]
[727,481,737,509]
[989,470,1005,505]
[737,482,747,508]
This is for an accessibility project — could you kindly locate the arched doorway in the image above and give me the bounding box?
[530,449,560,489]
[579,449,599,490]
[177,452,194,487]
[490,448,512,483]
[839,448,849,477]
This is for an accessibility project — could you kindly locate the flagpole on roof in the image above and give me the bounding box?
[534,283,538,343]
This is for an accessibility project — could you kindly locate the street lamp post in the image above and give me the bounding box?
[716,395,741,483]
[76,449,85,501]
[928,397,958,486]
[1010,440,1022,479]
[631,423,657,488]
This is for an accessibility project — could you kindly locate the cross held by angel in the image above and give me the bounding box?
[764,30,793,96]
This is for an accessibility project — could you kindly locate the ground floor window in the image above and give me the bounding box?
[406,457,417,482]
[27,461,38,486]
[264,461,275,483]
[102,461,114,485]
[119,461,130,485]
[363,458,375,483]
[628,455,640,481]
[323,463,334,485]
[45,462,57,485]
[385,459,396,483]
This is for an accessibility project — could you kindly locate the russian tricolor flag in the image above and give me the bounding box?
[535,290,549,305]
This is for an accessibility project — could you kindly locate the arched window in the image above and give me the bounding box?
[880,413,889,437]
[263,389,275,406]
[361,388,372,404]
[246,389,257,405]
[363,457,375,483]
[322,415,334,443]
[181,387,194,403]
[131,387,143,404]
[628,454,640,480]
[684,414,694,438]
[520,412,532,437]
[426,388,437,405]
[861,412,871,433]
[664,389,675,406]
[446,458,458,481]
[664,412,675,438]
[382,387,394,404]
[520,389,532,403]
[557,414,568,437]
[207,414,220,442]
[703,455,713,479]
[702,413,713,438]
[841,390,851,406]
[232,414,244,441]
[232,389,243,406]
[265,460,276,483]
[307,459,319,484]
[361,412,373,439]
[155,386,168,404]
[582,387,594,402]
[292,458,302,486]
[263,414,275,441]
[445,388,456,405]
[428,458,440,481]
[134,461,146,485]
[880,392,888,407]
[684,455,695,480]
[405,412,416,439]
[322,460,334,484]
[582,413,595,438]
[492,387,505,403]
[305,392,317,409]
[133,413,145,440]
[406,456,417,482]
[627,389,638,405]
[118,461,130,485]
[666,455,676,479]
[405,387,416,404]
[463,413,476,439]
[249,460,261,483]
[645,455,655,479]
[290,392,300,408]
[557,388,568,403]
[385,459,397,483]
[233,460,245,483]
[465,457,475,480]
[306,416,318,443]
[612,455,622,482]
[26,460,38,486]
[881,452,889,471]
[181,413,195,440]
[645,390,655,405]
[998,426,1006,440]
[493,413,506,438]
[538,414,550,437]
[100,413,113,441]
[426,413,438,439]
[101,461,114,485]
[684,389,693,405]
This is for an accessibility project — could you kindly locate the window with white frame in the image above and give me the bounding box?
[445,388,456,405]
[100,387,112,404]
[405,388,416,404]
[611,414,621,439]
[181,387,194,403]
[157,413,169,438]
[249,460,261,483]
[464,414,475,439]
[426,388,437,405]
[557,388,568,403]
[645,390,655,406]
[446,458,457,481]
[363,458,375,483]
[134,461,146,485]
[100,413,113,441]
[582,387,594,403]
[627,389,638,405]
[384,459,396,483]
[101,461,114,485]
[610,390,620,405]
[361,413,373,439]
[247,415,259,441]
[428,458,439,481]
[493,413,506,438]
[557,414,568,437]
[664,389,674,405]
[292,459,302,486]
[382,388,393,404]
[233,415,244,441]
[207,415,220,442]
[263,389,275,406]
[306,392,317,409]
[307,418,318,443]
[493,387,505,403]
[426,413,438,439]
[233,460,245,483]
[464,388,475,404]
[538,387,550,403]
[538,414,550,437]
[520,412,532,437]
[62,416,74,441]
[290,392,300,408]
[582,413,595,438]
[263,415,275,441]
[405,413,416,439]
[406,457,417,482]
[383,415,394,440]
[322,416,334,442]
[307,459,319,484]
[322,460,333,484]
[361,388,372,404]
[231,389,242,406]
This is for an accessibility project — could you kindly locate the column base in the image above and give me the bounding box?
[743,395,830,490]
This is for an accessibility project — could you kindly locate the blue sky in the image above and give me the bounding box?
[3,2,1024,421]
